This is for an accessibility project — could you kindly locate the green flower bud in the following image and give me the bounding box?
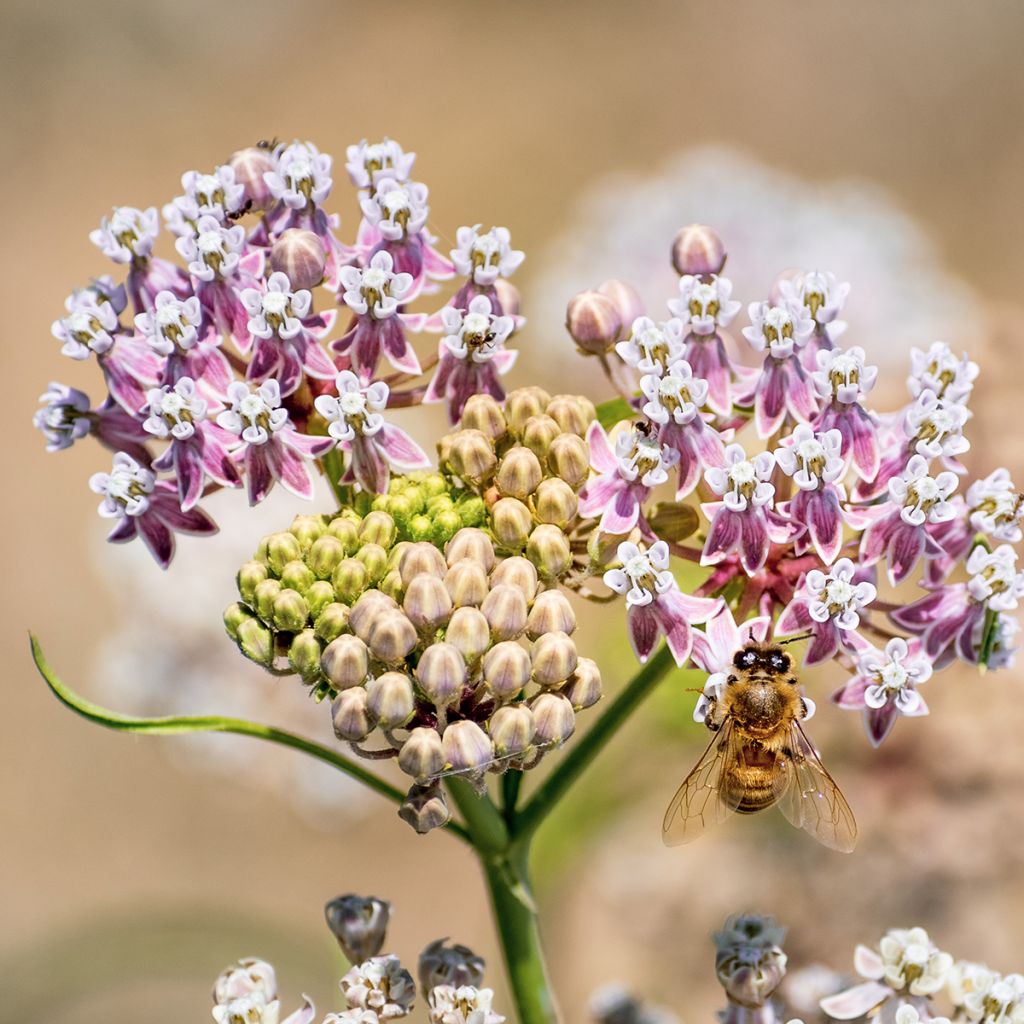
[527,524,573,579]
[531,630,578,686]
[495,446,542,500]
[526,590,577,639]
[307,535,346,579]
[426,494,456,516]
[223,602,251,640]
[288,513,326,551]
[314,602,351,643]
[387,541,411,572]
[444,559,490,608]
[371,492,390,513]
[481,584,528,641]
[326,516,359,553]
[442,720,494,774]
[356,542,389,584]
[305,581,337,620]
[561,657,602,710]
[506,387,552,435]
[366,671,416,728]
[491,497,533,551]
[237,560,269,606]
[587,526,622,567]
[273,588,310,633]
[482,640,532,699]
[489,555,539,601]
[386,492,417,526]
[399,542,448,586]
[398,728,446,782]
[253,534,271,564]
[254,578,283,624]
[332,558,369,603]
[332,687,374,742]
[379,569,405,602]
[546,394,595,437]
[408,514,433,542]
[368,611,418,664]
[432,509,463,545]
[445,528,496,571]
[398,781,450,833]
[280,559,315,595]
[289,629,323,682]
[321,634,370,689]
[565,289,622,356]
[521,414,561,460]
[444,607,491,664]
[237,617,274,667]
[489,704,535,758]
[414,642,467,707]
[403,574,453,632]
[456,495,487,527]
[530,692,576,745]
[533,477,578,529]
[460,394,507,442]
[349,590,399,640]
[548,433,591,491]
[420,472,449,498]
[647,501,699,544]
[359,510,397,549]
[448,429,497,485]
[266,531,302,576]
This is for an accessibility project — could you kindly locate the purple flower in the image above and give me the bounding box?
[579,421,678,536]
[143,378,240,510]
[51,289,118,360]
[424,295,517,424]
[35,384,151,461]
[265,141,333,211]
[346,138,416,193]
[907,341,978,404]
[812,346,881,483]
[164,165,247,235]
[216,380,332,505]
[834,637,932,746]
[313,371,429,494]
[700,443,777,575]
[451,225,525,288]
[603,540,721,666]
[615,316,685,377]
[966,468,1023,543]
[777,557,877,665]
[89,452,217,568]
[777,269,850,365]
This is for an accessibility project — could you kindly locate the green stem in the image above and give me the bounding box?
[29,634,471,845]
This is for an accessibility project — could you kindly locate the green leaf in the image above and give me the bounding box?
[595,396,634,430]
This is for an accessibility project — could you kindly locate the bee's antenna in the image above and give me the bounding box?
[778,632,814,646]
[747,627,755,641]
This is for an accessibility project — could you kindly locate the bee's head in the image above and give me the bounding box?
[733,646,759,670]
[732,646,791,674]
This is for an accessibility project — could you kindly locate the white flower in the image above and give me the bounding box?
[967,469,1023,543]
[639,360,708,425]
[340,955,416,1019]
[949,960,998,1014]
[614,428,678,487]
[34,383,92,451]
[614,316,685,374]
[440,295,514,364]
[212,994,280,1024]
[360,178,430,241]
[324,1011,381,1024]
[314,371,388,443]
[667,274,741,335]
[217,381,289,445]
[214,958,278,1005]
[180,165,246,219]
[858,637,932,713]
[89,452,155,518]
[428,985,504,1024]
[134,291,203,355]
[779,269,850,327]
[346,138,416,191]
[603,540,676,608]
[451,225,524,286]
[144,378,207,441]
[338,251,413,319]
[175,215,246,282]
[265,141,332,210]
[813,346,878,404]
[908,341,978,404]
[774,425,844,491]
[89,205,159,263]
[51,292,119,360]
[742,301,814,359]
[805,558,876,630]
[888,455,959,527]
[960,970,1024,1024]
[241,272,312,340]
[895,1005,950,1024]
[966,545,1024,613]
[705,443,776,512]
[904,390,971,461]
[877,926,953,997]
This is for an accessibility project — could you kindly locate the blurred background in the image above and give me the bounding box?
[4,1,1024,1021]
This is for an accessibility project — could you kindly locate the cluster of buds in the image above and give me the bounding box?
[226,509,602,832]
[37,138,525,568]
[437,388,595,583]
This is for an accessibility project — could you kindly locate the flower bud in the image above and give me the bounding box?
[548,433,590,490]
[444,559,490,608]
[305,580,336,619]
[237,560,269,606]
[533,477,578,529]
[481,584,528,641]
[266,531,303,575]
[366,671,416,728]
[289,629,322,682]
[496,446,543,500]
[270,229,326,290]
[566,289,622,355]
[349,589,399,639]
[314,602,351,643]
[415,641,467,706]
[489,704,535,759]
[457,495,487,527]
[433,508,463,544]
[223,602,252,640]
[671,223,727,277]
[273,588,309,633]
[491,497,533,551]
[597,278,644,329]
[228,146,275,210]
[521,415,562,459]
[715,940,787,1009]
[531,630,578,686]
[387,541,411,571]
[647,501,699,544]
[368,611,418,663]
[288,513,326,551]
[408,515,433,542]
[213,957,278,1004]
[418,939,486,995]
[445,527,496,571]
[530,692,576,745]
[562,657,602,710]
[460,394,507,442]
[254,578,282,623]
[444,607,491,663]
[442,720,494,773]
[280,559,315,595]
[324,894,391,966]
[506,387,552,435]
[356,542,389,584]
[237,618,273,667]
[527,524,573,579]
[546,395,595,437]
[359,510,397,549]
[307,535,346,579]
[321,634,370,689]
[399,542,448,586]
[332,687,374,742]
[398,727,446,782]
[404,574,454,631]
[398,781,450,833]
[448,429,497,484]
[326,516,360,553]
[526,590,577,639]
[380,569,405,602]
[494,278,521,317]
[332,558,370,603]
[482,640,532,698]
[488,556,539,600]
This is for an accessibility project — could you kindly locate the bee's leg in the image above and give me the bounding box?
[800,697,810,718]
[704,698,720,731]
[726,674,738,686]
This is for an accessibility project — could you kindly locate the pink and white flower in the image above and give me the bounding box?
[34,383,150,461]
[216,380,333,505]
[833,637,932,746]
[966,468,1023,543]
[614,317,685,376]
[451,225,524,288]
[907,341,978,405]
[165,165,247,232]
[176,215,246,283]
[603,540,722,666]
[346,138,416,193]
[778,270,850,362]
[90,205,159,265]
[314,371,429,494]
[265,141,334,211]
[812,346,881,483]
[904,389,971,463]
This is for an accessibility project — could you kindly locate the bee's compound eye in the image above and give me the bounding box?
[771,653,785,669]
[743,650,757,666]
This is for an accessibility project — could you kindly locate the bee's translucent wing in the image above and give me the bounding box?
[775,721,858,853]
[662,718,744,846]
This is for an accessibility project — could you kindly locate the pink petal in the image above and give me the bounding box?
[888,523,926,585]
[776,598,813,635]
[379,424,430,469]
[739,510,770,574]
[702,507,741,565]
[684,334,732,415]
[627,604,660,663]
[820,982,892,1020]
[866,702,899,747]
[586,420,618,473]
[601,486,641,534]
[754,361,787,438]
[245,448,275,505]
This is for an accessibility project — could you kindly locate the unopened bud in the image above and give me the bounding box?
[562,657,602,709]
[280,559,315,595]
[444,606,491,663]
[457,495,487,527]
[399,542,448,586]
[324,894,391,966]
[482,640,532,698]
[223,602,252,640]
[526,590,577,639]
[415,642,467,706]
[332,558,370,603]
[445,528,496,571]
[530,692,576,745]
[305,580,336,619]
[387,541,411,572]
[672,223,727,277]
[314,602,351,643]
[546,395,595,437]
[271,229,326,290]
[496,446,543,500]
[491,497,533,551]
[506,387,552,435]
[403,574,453,631]
[488,556,539,600]
[448,429,497,484]
[266,531,302,575]
[366,671,416,728]
[408,515,433,542]
[289,629,322,682]
[326,516,360,553]
[273,588,309,632]
[434,508,462,543]
[460,394,507,442]
[769,268,802,306]
[398,727,446,782]
[442,720,494,773]
[566,290,622,355]
[321,634,370,689]
[359,510,397,549]
[531,630,578,686]
[288,513,326,551]
[332,687,374,741]
[597,278,644,330]
[489,704,535,758]
[380,569,405,601]
[533,477,578,528]
[481,583,528,641]
[521,415,562,459]
[356,542,389,584]
[237,618,273,667]
[254,578,282,623]
[349,590,399,639]
[527,524,573,579]
[398,781,450,833]
[444,559,490,608]
[418,939,486,995]
[306,535,344,579]
[647,502,699,544]
[548,433,590,490]
[237,561,269,606]
[368,611,418,663]
[228,146,275,210]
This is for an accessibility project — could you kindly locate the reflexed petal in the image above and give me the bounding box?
[653,592,695,666]
[626,604,661,664]
[820,982,892,1020]
[379,424,430,470]
[805,622,840,665]
[578,473,624,518]
[586,421,618,473]
[739,510,770,573]
[776,598,813,635]
[866,702,899,747]
[853,945,885,980]
[755,363,787,438]
[888,523,926,585]
[701,507,742,565]
[601,486,641,534]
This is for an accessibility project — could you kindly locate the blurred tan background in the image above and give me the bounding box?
[5,2,1024,1022]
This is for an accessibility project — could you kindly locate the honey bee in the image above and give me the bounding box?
[662,637,857,852]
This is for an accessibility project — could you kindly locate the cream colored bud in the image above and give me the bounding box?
[398,728,446,782]
[481,584,528,641]
[366,671,416,728]
[228,146,275,210]
[403,574,453,631]
[460,394,507,442]
[530,692,576,745]
[442,720,494,773]
[305,580,336,619]
[273,588,309,632]
[562,657,602,710]
[521,415,561,459]
[321,634,370,689]
[314,602,351,643]
[326,516,360,553]
[496,446,543,500]
[531,630,578,686]
[526,590,577,639]
[356,542,389,584]
[332,687,374,741]
[565,290,622,355]
[482,640,532,699]
[546,395,595,437]
[237,560,269,606]
[266,531,302,575]
[289,514,325,550]
[415,642,467,706]
[506,387,552,435]
[448,429,497,484]
[491,497,533,551]
[527,524,573,579]
[489,704,535,758]
[445,527,496,571]
[379,569,405,601]
[288,629,322,682]
[270,229,326,290]
[399,542,448,586]
[672,223,727,277]
[444,559,490,608]
[331,558,369,603]
[444,606,492,663]
[358,510,397,549]
[368,611,418,664]
[280,559,315,595]
[533,477,578,529]
[236,617,273,667]
[548,433,591,490]
[398,781,450,833]
[253,578,282,623]
[349,590,399,639]
[597,278,644,330]
[223,602,251,640]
